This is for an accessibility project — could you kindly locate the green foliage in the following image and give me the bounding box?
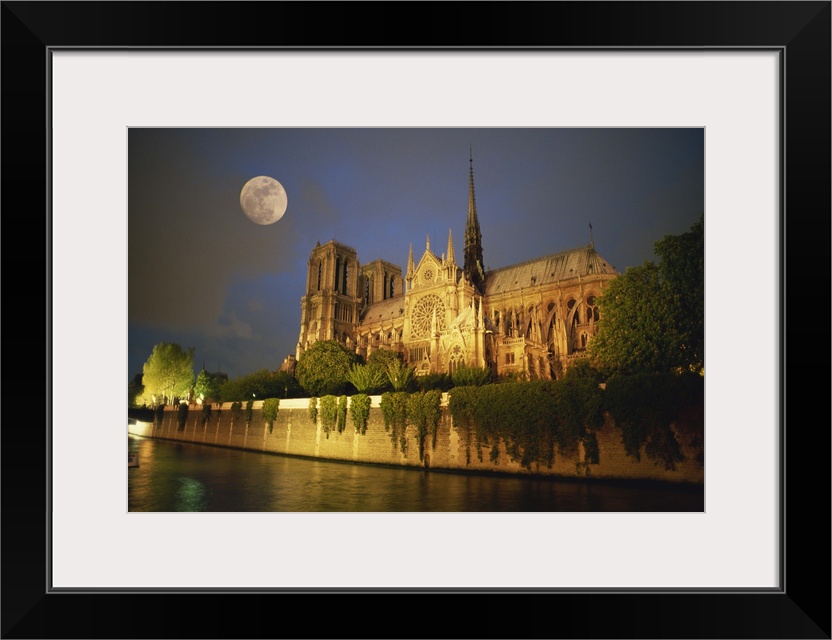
[449,380,603,470]
[127,374,144,407]
[604,372,702,470]
[200,404,212,427]
[263,398,280,433]
[349,394,372,435]
[366,349,402,390]
[220,369,302,402]
[337,395,348,434]
[154,404,165,426]
[230,401,243,423]
[319,395,338,438]
[407,390,442,461]
[245,399,254,424]
[589,218,704,377]
[386,360,416,392]
[587,262,675,376]
[583,432,600,465]
[194,369,222,403]
[562,359,604,385]
[176,403,189,431]
[451,364,492,387]
[295,341,361,396]
[308,397,318,424]
[380,391,409,453]
[141,342,195,406]
[552,371,604,461]
[496,370,527,384]
[345,363,388,394]
[414,373,453,392]
[654,216,704,375]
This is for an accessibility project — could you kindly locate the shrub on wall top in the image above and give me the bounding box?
[349,393,371,435]
[603,372,702,470]
[176,403,189,432]
[449,381,600,470]
[231,401,243,422]
[263,398,280,434]
[319,395,338,438]
[337,395,348,434]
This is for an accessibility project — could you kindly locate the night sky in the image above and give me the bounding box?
[128,127,704,381]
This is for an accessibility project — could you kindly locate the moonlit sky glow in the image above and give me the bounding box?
[128,127,704,381]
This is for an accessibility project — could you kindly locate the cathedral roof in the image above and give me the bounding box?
[483,244,618,296]
[359,296,405,324]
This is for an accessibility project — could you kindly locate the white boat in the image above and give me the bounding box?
[128,453,139,468]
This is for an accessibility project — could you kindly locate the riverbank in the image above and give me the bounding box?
[128,396,704,486]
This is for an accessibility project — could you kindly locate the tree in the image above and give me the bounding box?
[386,359,416,392]
[141,342,195,405]
[345,363,388,394]
[365,349,402,390]
[219,369,303,402]
[451,364,492,387]
[194,369,222,403]
[654,216,704,374]
[588,217,704,377]
[127,373,144,407]
[295,340,360,396]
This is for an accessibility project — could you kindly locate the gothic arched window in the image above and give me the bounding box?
[335,258,342,291]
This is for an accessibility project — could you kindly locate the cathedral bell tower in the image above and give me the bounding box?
[463,151,486,294]
[297,240,359,359]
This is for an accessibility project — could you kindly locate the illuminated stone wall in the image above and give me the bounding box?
[129,397,703,485]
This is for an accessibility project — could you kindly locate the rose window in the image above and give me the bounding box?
[411,294,446,339]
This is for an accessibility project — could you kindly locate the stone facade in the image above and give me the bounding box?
[296,156,618,380]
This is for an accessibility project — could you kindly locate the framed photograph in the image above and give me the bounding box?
[4,2,829,638]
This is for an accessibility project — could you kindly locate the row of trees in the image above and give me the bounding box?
[132,218,703,407]
[130,338,493,408]
[131,345,306,407]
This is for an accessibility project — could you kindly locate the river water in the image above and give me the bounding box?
[128,434,704,512]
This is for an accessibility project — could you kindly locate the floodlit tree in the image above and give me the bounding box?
[141,342,195,405]
[588,217,704,377]
[194,369,222,403]
[451,364,492,387]
[345,363,388,394]
[128,373,145,407]
[386,359,416,392]
[365,349,402,387]
[295,340,360,397]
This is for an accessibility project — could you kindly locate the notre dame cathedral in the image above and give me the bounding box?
[295,156,619,380]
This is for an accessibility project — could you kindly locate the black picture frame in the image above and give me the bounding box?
[3,2,829,638]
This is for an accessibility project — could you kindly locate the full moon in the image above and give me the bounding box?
[240,176,287,225]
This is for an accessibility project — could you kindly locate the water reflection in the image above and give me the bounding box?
[128,435,703,513]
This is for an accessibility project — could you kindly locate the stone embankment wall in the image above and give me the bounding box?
[128,396,704,484]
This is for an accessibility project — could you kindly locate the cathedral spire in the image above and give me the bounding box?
[464,151,485,293]
[407,243,414,276]
[447,228,456,266]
